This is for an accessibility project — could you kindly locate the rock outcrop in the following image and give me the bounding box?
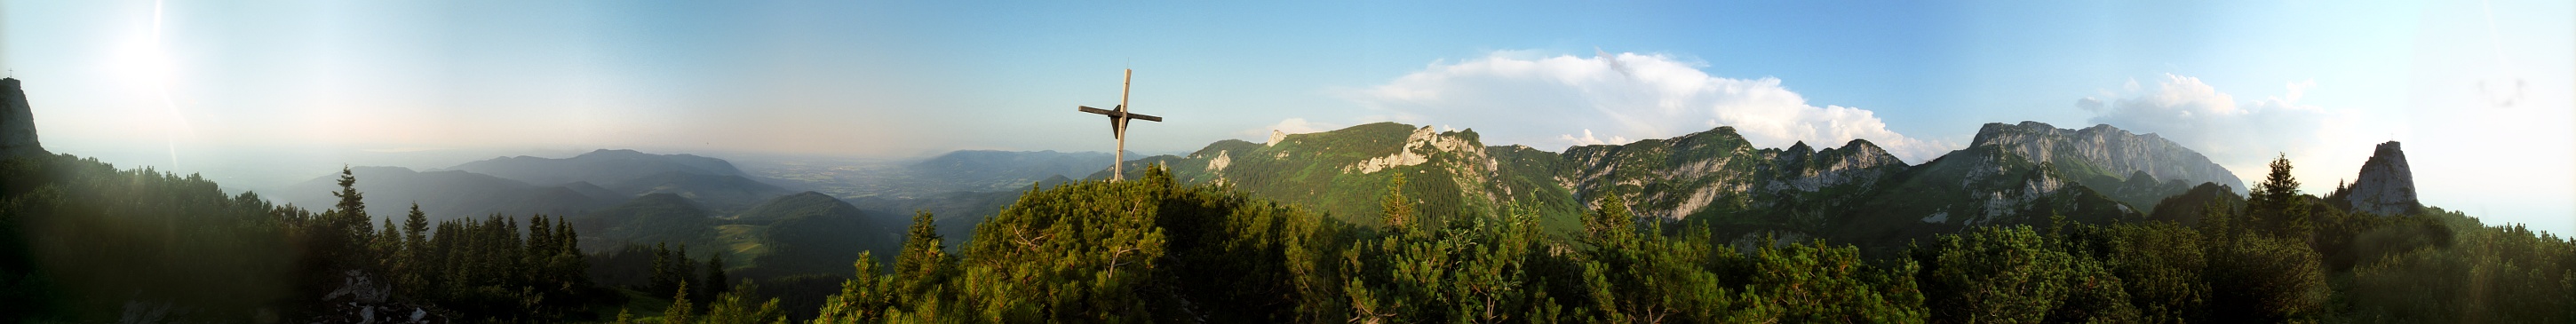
[1,78,45,159]
[1558,127,1908,220]
[2341,141,2421,216]
[1971,122,2245,191]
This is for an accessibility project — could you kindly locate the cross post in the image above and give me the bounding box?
[1077,69,1163,181]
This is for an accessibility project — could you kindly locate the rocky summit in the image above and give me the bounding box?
[1103,121,2240,253]
[2342,141,2421,216]
[0,78,44,159]
[1969,121,2246,191]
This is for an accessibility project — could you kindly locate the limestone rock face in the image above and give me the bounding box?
[1970,121,2244,191]
[2346,141,2421,216]
[0,78,44,159]
[1557,126,1909,220]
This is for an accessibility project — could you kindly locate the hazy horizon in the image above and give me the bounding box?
[4,1,2569,234]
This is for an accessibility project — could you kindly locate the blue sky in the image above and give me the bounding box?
[4,1,2570,233]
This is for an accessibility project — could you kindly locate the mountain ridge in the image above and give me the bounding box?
[1970,121,2247,191]
[1093,120,2224,252]
[449,148,753,186]
[274,166,616,223]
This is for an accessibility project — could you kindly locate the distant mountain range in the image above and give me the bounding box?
[264,146,1098,279]
[736,150,1115,200]
[912,150,1114,191]
[1101,121,2246,252]
[271,149,798,223]
[449,149,754,186]
[272,166,618,223]
[266,119,2290,274]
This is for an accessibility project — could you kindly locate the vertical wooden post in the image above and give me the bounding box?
[1115,69,1131,180]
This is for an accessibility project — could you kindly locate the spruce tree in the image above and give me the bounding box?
[675,245,696,290]
[664,281,694,324]
[2249,154,2312,240]
[892,210,948,302]
[1379,175,1415,231]
[403,203,429,253]
[652,242,673,293]
[529,215,553,261]
[814,250,892,323]
[555,218,586,286]
[703,255,728,300]
[329,166,372,265]
[331,166,368,224]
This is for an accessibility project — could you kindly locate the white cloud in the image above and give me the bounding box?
[2082,74,2368,192]
[1559,129,1629,146]
[1344,51,1954,162]
[1244,117,1340,140]
[1268,117,1334,134]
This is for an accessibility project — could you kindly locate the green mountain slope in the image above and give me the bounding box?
[1970,122,2245,194]
[571,193,720,252]
[1097,122,1578,232]
[1830,145,2145,252]
[605,170,794,213]
[274,166,616,223]
[732,192,908,278]
[1084,121,2214,253]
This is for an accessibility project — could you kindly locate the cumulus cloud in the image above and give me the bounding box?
[1243,117,1341,143]
[1264,117,1335,134]
[1344,51,1954,162]
[2081,74,2366,189]
[1559,129,1628,146]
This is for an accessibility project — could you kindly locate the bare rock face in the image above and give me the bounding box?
[0,78,45,159]
[1971,122,2245,191]
[2345,141,2421,216]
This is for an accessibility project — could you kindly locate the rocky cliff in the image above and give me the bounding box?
[0,78,45,159]
[1970,122,2246,191]
[1558,128,1907,221]
[2341,141,2421,216]
[1090,121,2228,253]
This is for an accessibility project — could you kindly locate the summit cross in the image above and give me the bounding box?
[1076,69,1164,181]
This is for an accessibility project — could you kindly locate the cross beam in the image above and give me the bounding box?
[1076,69,1164,181]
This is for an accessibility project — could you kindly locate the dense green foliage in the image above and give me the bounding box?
[5,149,2574,323]
[798,161,2573,323]
[0,154,620,321]
[805,166,1931,322]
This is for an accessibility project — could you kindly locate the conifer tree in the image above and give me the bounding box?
[376,217,402,275]
[403,203,429,253]
[814,251,893,323]
[675,244,697,298]
[328,166,373,260]
[331,166,368,225]
[556,218,580,254]
[702,280,783,324]
[891,210,948,303]
[2249,154,2312,240]
[665,281,695,324]
[529,215,553,262]
[555,218,586,286]
[1379,175,1414,231]
[653,242,674,293]
[704,255,729,300]
[1584,195,1638,248]
[379,217,401,252]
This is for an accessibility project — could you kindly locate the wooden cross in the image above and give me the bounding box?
[1077,69,1164,181]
